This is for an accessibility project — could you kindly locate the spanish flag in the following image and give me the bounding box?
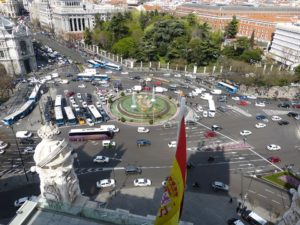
[154,98,187,225]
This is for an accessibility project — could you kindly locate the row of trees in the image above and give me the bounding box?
[84,11,261,67]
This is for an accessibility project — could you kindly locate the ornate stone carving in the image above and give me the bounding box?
[33,123,81,204]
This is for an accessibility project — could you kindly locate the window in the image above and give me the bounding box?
[0,51,5,58]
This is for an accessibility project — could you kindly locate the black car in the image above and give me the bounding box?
[20,139,34,145]
[278,121,289,125]
[125,165,142,175]
[133,76,141,80]
[287,112,298,117]
[277,103,290,108]
[211,125,223,131]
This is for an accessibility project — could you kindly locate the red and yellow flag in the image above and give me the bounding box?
[154,100,187,225]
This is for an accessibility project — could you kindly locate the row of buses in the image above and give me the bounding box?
[87,59,122,71]
[54,95,104,127]
[2,84,41,125]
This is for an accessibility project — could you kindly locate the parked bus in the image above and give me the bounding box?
[64,106,76,125]
[55,95,62,107]
[77,73,94,81]
[217,82,238,94]
[87,60,101,68]
[28,84,41,102]
[94,59,106,67]
[87,105,102,124]
[2,100,35,125]
[94,74,109,81]
[208,99,216,118]
[68,128,114,141]
[105,62,122,71]
[54,106,64,126]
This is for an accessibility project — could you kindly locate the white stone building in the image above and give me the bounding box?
[29,0,125,40]
[269,22,300,70]
[0,0,22,17]
[0,17,37,76]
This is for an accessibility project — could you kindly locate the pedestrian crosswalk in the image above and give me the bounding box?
[262,109,289,116]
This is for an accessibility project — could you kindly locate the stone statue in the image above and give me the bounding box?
[277,185,300,225]
[33,123,81,204]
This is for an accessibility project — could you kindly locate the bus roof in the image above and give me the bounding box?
[54,106,63,119]
[69,127,110,133]
[88,105,102,118]
[55,95,62,107]
[64,106,75,120]
[248,212,267,225]
[218,81,237,90]
[208,99,216,111]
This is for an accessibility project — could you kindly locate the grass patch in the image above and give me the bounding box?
[77,64,85,72]
[263,171,300,190]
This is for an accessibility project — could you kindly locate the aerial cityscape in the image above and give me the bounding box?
[0,0,299,224]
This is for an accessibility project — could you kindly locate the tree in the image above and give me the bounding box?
[84,28,92,45]
[108,13,129,42]
[240,48,263,63]
[112,37,136,58]
[139,11,148,30]
[294,65,300,81]
[250,30,255,49]
[186,13,197,26]
[225,16,239,38]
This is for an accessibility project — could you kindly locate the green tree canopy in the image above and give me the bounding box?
[225,16,239,38]
[112,37,137,58]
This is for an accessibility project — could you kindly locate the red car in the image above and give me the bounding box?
[292,104,300,109]
[65,91,75,97]
[204,131,217,138]
[237,101,248,106]
[143,86,151,91]
[268,156,281,163]
[153,81,162,86]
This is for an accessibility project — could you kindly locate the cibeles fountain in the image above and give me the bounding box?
[32,122,83,206]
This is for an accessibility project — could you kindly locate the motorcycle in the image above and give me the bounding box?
[192,182,200,188]
[208,156,215,162]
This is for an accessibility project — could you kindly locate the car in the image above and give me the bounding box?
[247,95,257,99]
[174,74,181,78]
[19,138,34,145]
[16,131,32,138]
[133,178,151,187]
[137,127,150,133]
[271,115,282,121]
[287,112,298,117]
[256,115,267,120]
[125,165,142,175]
[102,140,116,148]
[255,101,265,107]
[121,71,129,75]
[267,144,281,151]
[203,110,208,117]
[65,91,75,97]
[278,120,289,125]
[232,96,240,101]
[137,139,151,147]
[78,117,85,125]
[295,115,300,120]
[14,196,34,207]
[86,118,94,126]
[240,130,252,136]
[93,155,109,163]
[96,179,115,188]
[278,102,290,108]
[211,125,222,131]
[105,70,113,74]
[168,141,177,148]
[227,218,245,225]
[204,131,217,138]
[211,181,229,191]
[0,141,8,150]
[255,123,266,128]
[77,93,82,99]
[96,102,102,108]
[268,156,281,163]
[133,75,141,80]
[217,106,228,112]
[82,101,88,108]
[237,101,248,106]
[78,84,86,88]
[0,149,5,154]
[292,104,300,109]
[23,146,35,154]
[197,105,204,112]
[218,96,227,102]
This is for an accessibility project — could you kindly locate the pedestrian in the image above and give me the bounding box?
[229,197,233,203]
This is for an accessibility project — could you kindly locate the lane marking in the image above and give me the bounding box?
[272,200,280,205]
[277,195,287,200]
[265,189,275,194]
[248,190,256,194]
[258,194,267,199]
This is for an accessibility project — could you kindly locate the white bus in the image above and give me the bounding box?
[28,84,41,102]
[105,62,122,71]
[77,73,94,81]
[87,105,102,124]
[55,106,64,126]
[208,99,216,118]
[55,95,62,107]
[87,60,101,68]
[69,128,114,141]
[64,106,76,125]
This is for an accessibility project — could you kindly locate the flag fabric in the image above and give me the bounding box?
[154,99,187,225]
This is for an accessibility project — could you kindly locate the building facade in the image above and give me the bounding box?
[175,4,300,43]
[269,22,300,69]
[0,17,37,76]
[29,0,125,40]
[0,0,22,17]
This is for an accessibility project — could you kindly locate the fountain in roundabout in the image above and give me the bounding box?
[110,89,178,124]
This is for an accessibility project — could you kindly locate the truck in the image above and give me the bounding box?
[132,85,142,92]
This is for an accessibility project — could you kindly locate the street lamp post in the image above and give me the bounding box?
[9,125,29,182]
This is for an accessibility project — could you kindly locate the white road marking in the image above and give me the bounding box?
[258,194,267,199]
[232,157,245,160]
[248,190,256,194]
[272,200,280,205]
[277,195,287,200]
[265,189,275,194]
[239,163,253,167]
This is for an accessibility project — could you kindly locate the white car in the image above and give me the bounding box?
[174,74,181,78]
[0,149,5,154]
[137,127,150,133]
[240,130,252,136]
[255,102,265,107]
[105,70,113,74]
[211,181,229,191]
[247,95,257,99]
[232,96,240,101]
[102,140,116,147]
[267,144,281,151]
[197,105,203,112]
[0,141,8,150]
[255,123,266,128]
[77,93,82,99]
[121,71,129,75]
[16,131,32,139]
[168,141,177,148]
[203,111,208,118]
[82,101,88,108]
[133,178,152,187]
[14,196,34,207]
[145,77,152,82]
[93,155,109,163]
[96,179,115,188]
[86,118,94,126]
[96,102,102,108]
[23,146,35,154]
[271,116,282,121]
[78,84,86,88]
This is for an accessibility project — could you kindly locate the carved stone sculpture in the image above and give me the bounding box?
[33,123,81,204]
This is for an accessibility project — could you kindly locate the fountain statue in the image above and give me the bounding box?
[33,123,81,204]
[277,185,300,225]
[151,88,156,102]
[131,92,137,109]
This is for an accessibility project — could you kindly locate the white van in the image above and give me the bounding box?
[243,211,267,225]
[137,127,149,133]
[102,140,116,148]
[132,85,142,92]
[100,125,120,133]
[16,131,33,139]
[210,89,222,95]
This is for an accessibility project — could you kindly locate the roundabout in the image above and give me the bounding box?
[110,92,178,124]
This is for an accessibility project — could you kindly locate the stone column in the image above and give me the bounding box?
[220,66,223,74]
[97,46,99,55]
[167,62,170,70]
[116,55,119,62]
[120,57,123,64]
[149,61,152,68]
[130,61,134,69]
[184,65,187,72]
[193,65,197,74]
[204,67,207,74]
[158,61,160,69]
[212,66,216,74]
[112,54,115,61]
[140,61,143,70]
